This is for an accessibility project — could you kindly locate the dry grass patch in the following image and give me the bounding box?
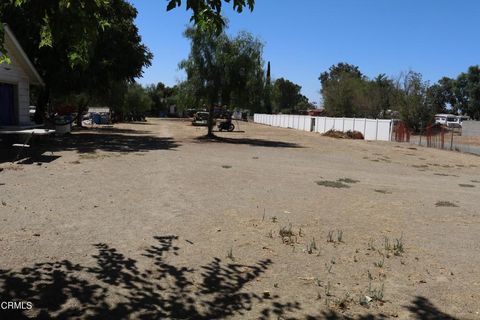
[1,165,24,171]
[316,178,359,188]
[316,180,350,188]
[435,201,458,208]
[374,189,391,194]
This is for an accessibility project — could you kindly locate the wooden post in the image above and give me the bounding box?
[450,128,454,151]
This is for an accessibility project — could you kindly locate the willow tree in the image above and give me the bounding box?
[180,27,264,136]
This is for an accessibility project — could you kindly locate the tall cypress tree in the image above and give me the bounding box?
[264,61,272,114]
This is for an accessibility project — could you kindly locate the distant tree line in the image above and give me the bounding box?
[320,63,480,131]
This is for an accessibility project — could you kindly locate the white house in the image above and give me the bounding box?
[0,24,44,127]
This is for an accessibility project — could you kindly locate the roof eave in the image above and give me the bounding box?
[3,24,45,86]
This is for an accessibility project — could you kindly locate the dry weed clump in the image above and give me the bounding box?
[323,130,364,140]
[279,224,297,244]
[435,201,458,207]
[316,180,350,188]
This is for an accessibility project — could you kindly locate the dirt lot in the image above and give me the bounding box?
[1,118,479,319]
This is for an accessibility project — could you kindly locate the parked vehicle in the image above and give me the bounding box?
[192,111,209,126]
[218,119,235,132]
[434,114,469,128]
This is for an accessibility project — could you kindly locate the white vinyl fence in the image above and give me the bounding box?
[253,114,393,141]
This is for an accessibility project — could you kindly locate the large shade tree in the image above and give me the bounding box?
[397,71,434,132]
[179,27,264,136]
[271,78,303,113]
[1,0,152,124]
[320,63,402,119]
[320,63,366,117]
[459,66,480,120]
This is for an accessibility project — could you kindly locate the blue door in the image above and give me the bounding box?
[0,83,15,126]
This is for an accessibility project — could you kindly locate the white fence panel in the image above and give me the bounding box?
[364,120,378,140]
[344,118,354,132]
[354,119,366,136]
[286,115,291,128]
[253,114,391,141]
[303,116,311,131]
[299,116,306,131]
[333,118,344,131]
[377,120,392,141]
[292,116,299,130]
[299,116,305,131]
[325,118,335,131]
[315,117,323,133]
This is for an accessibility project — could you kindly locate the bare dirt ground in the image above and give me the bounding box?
[1,118,479,319]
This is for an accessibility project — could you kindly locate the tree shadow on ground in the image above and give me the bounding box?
[49,132,180,154]
[212,130,246,133]
[195,135,303,148]
[0,148,19,163]
[0,236,299,319]
[0,131,179,164]
[77,127,153,135]
[0,236,458,320]
[124,121,158,125]
[404,296,458,320]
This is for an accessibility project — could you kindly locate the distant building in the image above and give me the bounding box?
[0,24,44,126]
[307,109,327,117]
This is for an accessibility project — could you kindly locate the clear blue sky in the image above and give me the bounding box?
[131,0,479,106]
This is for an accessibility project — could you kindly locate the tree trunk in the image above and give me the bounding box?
[207,104,215,137]
[34,86,49,124]
[76,98,91,127]
[76,104,87,127]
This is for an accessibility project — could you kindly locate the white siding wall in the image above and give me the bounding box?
[0,35,31,125]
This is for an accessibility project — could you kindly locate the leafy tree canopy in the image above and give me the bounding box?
[1,0,152,123]
[179,26,264,134]
[271,78,303,113]
[166,0,255,33]
[1,0,254,65]
[1,0,112,66]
